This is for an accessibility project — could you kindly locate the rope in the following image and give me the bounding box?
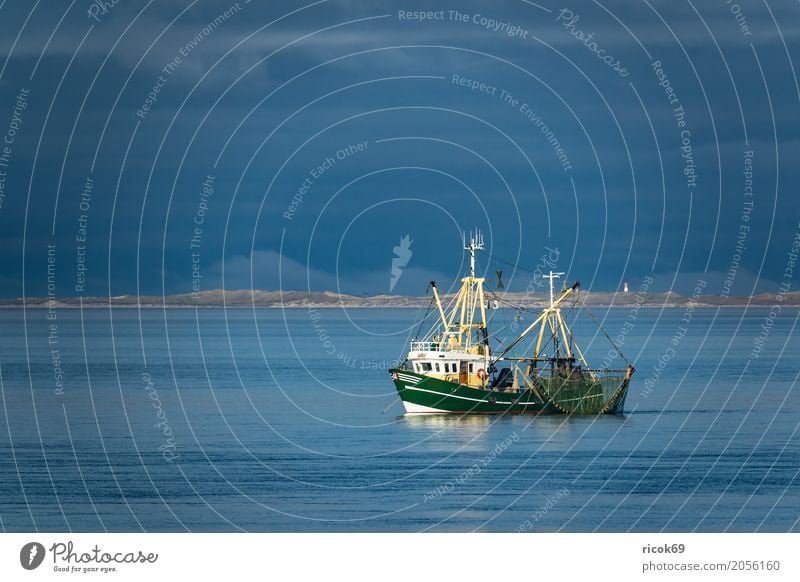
[477,248,551,277]
[395,285,435,366]
[583,302,632,367]
[485,289,528,312]
[412,292,435,342]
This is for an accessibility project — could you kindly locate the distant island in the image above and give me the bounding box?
[2,288,799,308]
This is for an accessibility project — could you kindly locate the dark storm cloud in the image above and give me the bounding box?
[0,0,798,298]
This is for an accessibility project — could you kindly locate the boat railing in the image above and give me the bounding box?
[409,341,444,352]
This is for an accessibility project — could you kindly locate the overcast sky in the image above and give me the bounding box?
[0,0,798,298]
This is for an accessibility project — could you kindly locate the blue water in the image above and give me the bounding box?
[0,306,798,532]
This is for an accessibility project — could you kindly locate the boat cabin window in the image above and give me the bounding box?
[469,363,474,373]
[420,362,432,372]
[434,363,440,372]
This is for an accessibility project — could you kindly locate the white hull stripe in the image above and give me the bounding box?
[402,385,517,406]
[402,401,448,414]
[396,373,420,384]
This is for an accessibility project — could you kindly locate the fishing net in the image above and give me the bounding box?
[529,368,631,414]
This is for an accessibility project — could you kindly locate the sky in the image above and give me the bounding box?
[0,0,798,299]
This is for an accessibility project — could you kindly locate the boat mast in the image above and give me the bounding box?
[491,279,581,364]
[543,271,565,309]
[424,230,489,357]
[459,229,488,354]
[466,229,482,278]
[543,271,565,359]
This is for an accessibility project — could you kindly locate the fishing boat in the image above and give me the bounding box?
[389,230,634,415]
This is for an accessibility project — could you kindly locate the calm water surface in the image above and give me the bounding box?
[0,307,798,532]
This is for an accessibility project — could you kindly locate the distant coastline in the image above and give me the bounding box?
[1,288,798,309]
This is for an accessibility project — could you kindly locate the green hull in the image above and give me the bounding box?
[390,368,630,415]
[390,369,555,414]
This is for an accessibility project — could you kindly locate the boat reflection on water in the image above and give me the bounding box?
[398,413,493,429]
[398,410,630,452]
[397,413,494,451]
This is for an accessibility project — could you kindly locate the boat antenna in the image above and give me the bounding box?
[464,228,484,278]
[543,271,565,307]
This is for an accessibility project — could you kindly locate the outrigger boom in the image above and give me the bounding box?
[491,277,580,364]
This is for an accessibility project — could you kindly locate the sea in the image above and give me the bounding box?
[0,306,798,532]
